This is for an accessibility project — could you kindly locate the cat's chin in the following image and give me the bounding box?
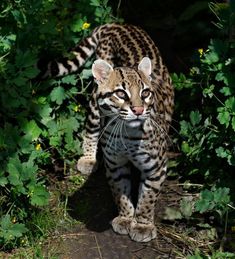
[126,119,143,128]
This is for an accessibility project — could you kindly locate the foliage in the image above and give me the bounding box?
[172,2,235,187]
[0,0,116,250]
[188,250,235,259]
[164,186,231,221]
[195,187,230,217]
[171,2,235,255]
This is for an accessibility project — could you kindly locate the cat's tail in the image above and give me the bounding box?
[38,28,100,79]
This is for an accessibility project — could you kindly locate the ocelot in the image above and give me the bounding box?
[42,23,174,242]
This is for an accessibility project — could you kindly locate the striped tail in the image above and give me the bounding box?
[40,33,98,78]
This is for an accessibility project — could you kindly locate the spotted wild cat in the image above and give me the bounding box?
[42,23,174,242]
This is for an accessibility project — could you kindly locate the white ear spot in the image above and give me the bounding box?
[138,57,152,77]
[92,59,113,83]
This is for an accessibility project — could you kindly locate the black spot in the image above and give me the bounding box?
[143,160,159,173]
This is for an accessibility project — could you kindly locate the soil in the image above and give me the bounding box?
[48,165,191,259]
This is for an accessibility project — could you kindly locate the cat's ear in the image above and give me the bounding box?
[92,59,113,83]
[138,57,152,77]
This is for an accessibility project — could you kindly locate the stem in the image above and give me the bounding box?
[219,209,229,251]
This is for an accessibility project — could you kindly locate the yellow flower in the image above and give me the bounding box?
[35,143,41,151]
[82,22,91,30]
[198,48,204,57]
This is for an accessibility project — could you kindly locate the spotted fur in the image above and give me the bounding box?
[44,24,174,242]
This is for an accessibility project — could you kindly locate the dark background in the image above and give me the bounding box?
[109,0,217,72]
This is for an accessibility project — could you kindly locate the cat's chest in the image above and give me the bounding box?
[100,118,153,152]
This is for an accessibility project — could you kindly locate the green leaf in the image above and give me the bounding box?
[195,189,215,213]
[36,103,52,125]
[12,76,28,87]
[213,187,230,204]
[81,68,92,79]
[220,87,232,96]
[10,223,28,238]
[215,71,228,85]
[0,176,8,186]
[181,141,191,154]
[0,214,11,230]
[7,158,22,186]
[15,50,37,68]
[215,146,229,158]
[180,120,190,136]
[190,110,202,126]
[217,108,230,127]
[21,159,38,181]
[46,120,58,135]
[50,86,66,105]
[64,117,80,132]
[0,215,28,241]
[22,119,42,141]
[203,84,214,98]
[195,198,212,213]
[61,75,78,85]
[225,97,235,112]
[232,117,235,131]
[90,0,101,7]
[70,18,84,32]
[201,189,214,200]
[203,51,219,64]
[29,185,49,206]
[49,135,61,146]
[18,135,34,154]
[22,66,39,79]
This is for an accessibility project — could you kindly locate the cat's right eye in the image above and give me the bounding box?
[115,90,128,100]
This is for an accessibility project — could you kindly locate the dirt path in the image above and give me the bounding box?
[58,227,174,259]
[52,168,184,259]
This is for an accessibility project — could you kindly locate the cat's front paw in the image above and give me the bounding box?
[77,157,97,175]
[128,220,157,242]
[111,216,132,235]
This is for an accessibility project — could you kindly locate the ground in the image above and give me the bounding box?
[42,164,217,259]
[51,172,179,258]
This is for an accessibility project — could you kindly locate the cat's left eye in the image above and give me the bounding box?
[141,89,151,98]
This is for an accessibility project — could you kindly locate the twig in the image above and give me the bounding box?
[50,233,91,239]
[94,234,103,259]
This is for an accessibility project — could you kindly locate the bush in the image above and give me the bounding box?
[0,0,117,250]
[171,2,235,251]
[172,2,235,188]
[170,3,235,255]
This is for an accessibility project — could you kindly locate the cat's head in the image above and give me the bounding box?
[93,57,154,127]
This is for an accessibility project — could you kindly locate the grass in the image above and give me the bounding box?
[0,172,85,258]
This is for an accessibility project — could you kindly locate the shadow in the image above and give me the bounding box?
[67,162,141,232]
[67,165,117,232]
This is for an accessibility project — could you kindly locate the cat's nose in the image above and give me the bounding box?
[131,106,144,115]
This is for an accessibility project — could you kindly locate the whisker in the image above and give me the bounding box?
[149,118,173,145]
[123,121,129,138]
[100,112,118,118]
[115,120,122,151]
[151,113,181,137]
[98,115,119,141]
[108,119,120,150]
[120,120,128,150]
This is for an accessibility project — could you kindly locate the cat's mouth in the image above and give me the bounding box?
[124,118,145,128]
